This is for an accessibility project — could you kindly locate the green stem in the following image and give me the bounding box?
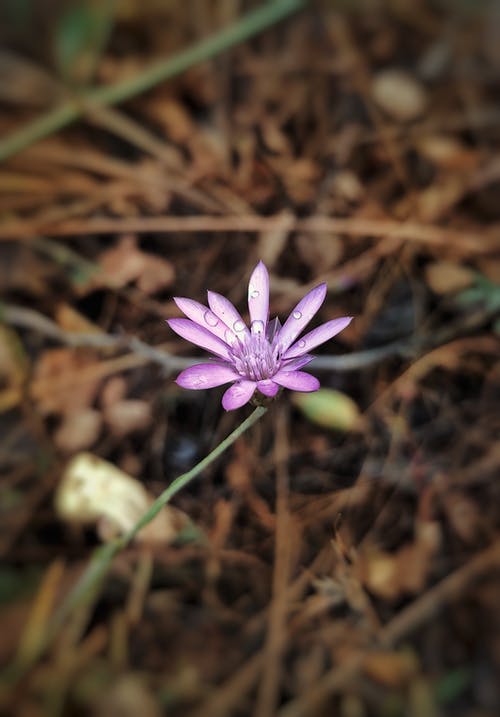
[1,406,267,687]
[55,405,267,622]
[0,0,304,162]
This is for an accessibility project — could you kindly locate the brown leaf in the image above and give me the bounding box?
[55,303,104,334]
[94,235,175,294]
[56,452,190,545]
[425,261,475,294]
[363,650,419,687]
[416,135,479,171]
[54,409,102,453]
[104,399,152,437]
[100,376,127,407]
[356,522,441,600]
[372,69,427,122]
[295,234,343,271]
[31,348,101,415]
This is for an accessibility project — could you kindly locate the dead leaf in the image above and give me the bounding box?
[332,170,364,203]
[55,303,104,334]
[31,348,101,415]
[425,261,475,294]
[416,177,468,222]
[356,521,441,600]
[363,650,419,687]
[372,69,427,122]
[295,234,343,271]
[54,409,102,452]
[55,452,189,544]
[92,235,175,294]
[104,399,152,437]
[101,376,127,407]
[416,135,479,171]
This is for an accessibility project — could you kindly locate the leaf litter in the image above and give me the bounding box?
[0,2,499,716]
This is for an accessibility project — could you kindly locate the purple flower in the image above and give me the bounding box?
[167,261,352,411]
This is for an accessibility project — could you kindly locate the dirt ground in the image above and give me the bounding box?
[0,1,499,715]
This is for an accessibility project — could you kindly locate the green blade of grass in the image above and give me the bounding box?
[0,0,305,162]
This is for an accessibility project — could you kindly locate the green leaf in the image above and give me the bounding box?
[435,667,471,704]
[457,275,500,312]
[292,388,362,432]
[54,0,115,85]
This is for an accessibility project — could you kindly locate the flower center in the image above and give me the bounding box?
[229,325,281,381]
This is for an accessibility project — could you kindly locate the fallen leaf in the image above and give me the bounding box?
[54,409,102,452]
[416,177,468,222]
[295,234,343,271]
[55,452,189,544]
[363,650,419,687]
[91,235,175,294]
[104,399,152,437]
[372,69,427,122]
[292,388,364,432]
[100,376,127,406]
[425,261,475,294]
[31,348,101,415]
[416,135,479,171]
[331,170,364,203]
[55,303,104,334]
[356,521,441,600]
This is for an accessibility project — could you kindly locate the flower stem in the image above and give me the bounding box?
[37,406,266,660]
[0,0,304,162]
[2,407,267,687]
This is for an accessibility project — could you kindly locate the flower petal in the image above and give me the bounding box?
[248,261,269,327]
[284,317,353,359]
[276,284,327,353]
[167,318,232,360]
[281,354,315,371]
[222,380,256,410]
[173,297,230,342]
[266,317,281,342]
[175,363,238,390]
[272,370,320,392]
[207,291,249,338]
[257,379,280,397]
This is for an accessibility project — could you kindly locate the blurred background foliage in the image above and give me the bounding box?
[0,0,497,91]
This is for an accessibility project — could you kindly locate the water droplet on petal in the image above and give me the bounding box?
[204,310,218,327]
[233,320,245,332]
[293,311,302,320]
[250,289,259,299]
[225,329,237,345]
[251,320,264,334]
[298,339,306,348]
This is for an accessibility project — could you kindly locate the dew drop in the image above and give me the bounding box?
[251,320,264,334]
[225,329,237,345]
[250,289,259,299]
[293,311,302,320]
[233,320,245,332]
[204,310,218,327]
[298,339,306,348]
